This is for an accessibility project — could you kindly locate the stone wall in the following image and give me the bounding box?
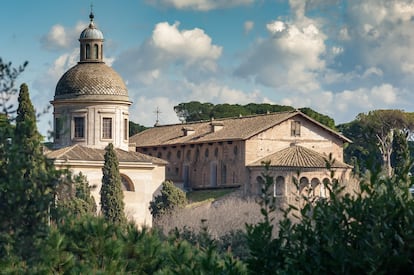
[54,161,165,227]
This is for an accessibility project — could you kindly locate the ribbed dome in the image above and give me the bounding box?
[54,63,128,100]
[80,22,104,39]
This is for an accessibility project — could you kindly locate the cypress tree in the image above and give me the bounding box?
[391,130,411,180]
[100,143,126,224]
[54,171,97,220]
[1,83,58,259]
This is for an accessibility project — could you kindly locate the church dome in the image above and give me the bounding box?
[54,63,129,101]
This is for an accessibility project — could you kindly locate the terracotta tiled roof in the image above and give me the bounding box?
[46,144,167,165]
[248,145,351,169]
[130,110,351,147]
[54,63,128,100]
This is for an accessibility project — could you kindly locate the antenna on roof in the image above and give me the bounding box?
[154,107,162,126]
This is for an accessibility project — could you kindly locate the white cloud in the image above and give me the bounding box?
[146,0,254,11]
[266,21,285,34]
[236,16,326,92]
[362,67,383,79]
[277,83,407,124]
[114,21,222,86]
[152,22,222,62]
[41,22,85,51]
[183,81,263,104]
[340,0,414,81]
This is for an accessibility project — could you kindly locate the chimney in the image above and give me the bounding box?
[210,121,224,132]
[182,126,195,136]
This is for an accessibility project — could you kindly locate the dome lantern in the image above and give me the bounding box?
[79,11,104,62]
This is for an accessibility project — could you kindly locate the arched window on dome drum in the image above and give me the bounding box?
[86,44,91,59]
[94,44,99,59]
[101,45,103,59]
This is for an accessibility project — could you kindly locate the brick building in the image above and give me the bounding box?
[130,110,352,200]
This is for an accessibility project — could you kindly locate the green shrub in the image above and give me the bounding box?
[150,180,187,219]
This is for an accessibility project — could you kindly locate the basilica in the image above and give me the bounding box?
[46,12,166,226]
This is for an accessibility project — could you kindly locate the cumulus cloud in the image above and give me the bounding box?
[146,0,254,11]
[236,15,326,92]
[114,21,222,86]
[152,22,222,62]
[276,83,409,125]
[337,0,414,84]
[41,22,85,51]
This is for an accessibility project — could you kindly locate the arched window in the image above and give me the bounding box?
[186,149,191,161]
[311,178,320,196]
[121,175,135,191]
[275,176,285,197]
[86,44,90,59]
[94,44,99,59]
[177,150,181,159]
[257,176,265,195]
[322,178,331,198]
[299,177,309,193]
[205,148,209,158]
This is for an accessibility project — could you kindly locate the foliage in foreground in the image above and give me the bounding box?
[246,160,414,274]
[0,84,58,260]
[0,215,247,274]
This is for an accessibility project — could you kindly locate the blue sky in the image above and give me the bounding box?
[2,0,414,138]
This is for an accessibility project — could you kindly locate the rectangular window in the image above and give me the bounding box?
[55,117,62,140]
[291,121,301,137]
[102,117,112,139]
[74,117,85,139]
[124,118,128,140]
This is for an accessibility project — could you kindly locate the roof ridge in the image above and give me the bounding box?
[148,109,299,128]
